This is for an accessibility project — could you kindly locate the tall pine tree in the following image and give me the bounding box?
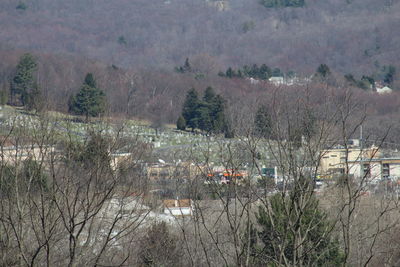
[180,87,227,134]
[254,105,272,138]
[209,94,226,133]
[11,53,37,106]
[257,192,343,265]
[69,73,106,120]
[182,88,200,131]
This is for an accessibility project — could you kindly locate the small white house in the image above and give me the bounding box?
[163,199,194,217]
[269,76,284,85]
[376,86,392,94]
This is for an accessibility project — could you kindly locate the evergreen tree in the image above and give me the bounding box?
[218,71,226,77]
[361,76,375,88]
[203,86,216,103]
[67,132,111,169]
[256,192,344,265]
[69,73,106,120]
[260,64,271,80]
[24,82,44,112]
[254,105,272,138]
[226,67,235,78]
[117,35,127,45]
[286,70,296,78]
[197,102,213,133]
[383,65,396,85]
[272,67,283,77]
[182,88,200,130]
[11,53,37,106]
[175,58,192,73]
[195,88,215,132]
[180,87,227,133]
[316,64,331,79]
[250,64,259,78]
[224,119,235,138]
[209,94,226,133]
[299,108,316,143]
[344,74,357,87]
[261,0,305,8]
[0,84,8,105]
[176,116,186,130]
[16,2,27,10]
[84,72,97,88]
[242,65,251,76]
[357,77,372,90]
[183,58,191,72]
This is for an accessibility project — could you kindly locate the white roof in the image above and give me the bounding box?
[376,86,392,94]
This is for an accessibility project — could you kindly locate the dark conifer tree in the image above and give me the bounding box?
[11,53,37,106]
[182,88,200,131]
[176,116,186,130]
[69,73,107,120]
[254,105,272,138]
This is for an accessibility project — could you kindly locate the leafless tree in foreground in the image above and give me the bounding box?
[0,113,153,266]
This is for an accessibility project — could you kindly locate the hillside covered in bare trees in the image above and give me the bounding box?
[0,0,399,75]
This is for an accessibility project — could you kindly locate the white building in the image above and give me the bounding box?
[163,199,194,217]
[347,158,400,182]
[268,76,285,85]
[376,86,392,94]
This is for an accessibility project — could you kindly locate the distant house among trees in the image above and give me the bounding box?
[268,76,284,85]
[376,86,392,94]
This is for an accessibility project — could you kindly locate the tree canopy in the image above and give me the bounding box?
[68,73,106,119]
[256,193,344,265]
[180,87,226,134]
[260,0,305,8]
[182,88,200,130]
[11,53,37,106]
[254,105,272,138]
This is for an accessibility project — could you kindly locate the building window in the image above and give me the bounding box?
[382,163,390,178]
[363,164,371,178]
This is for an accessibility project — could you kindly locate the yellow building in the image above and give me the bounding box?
[319,145,380,177]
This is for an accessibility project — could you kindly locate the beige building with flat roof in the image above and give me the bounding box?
[319,145,380,177]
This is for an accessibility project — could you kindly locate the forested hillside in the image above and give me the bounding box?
[1,0,400,143]
[0,0,399,75]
